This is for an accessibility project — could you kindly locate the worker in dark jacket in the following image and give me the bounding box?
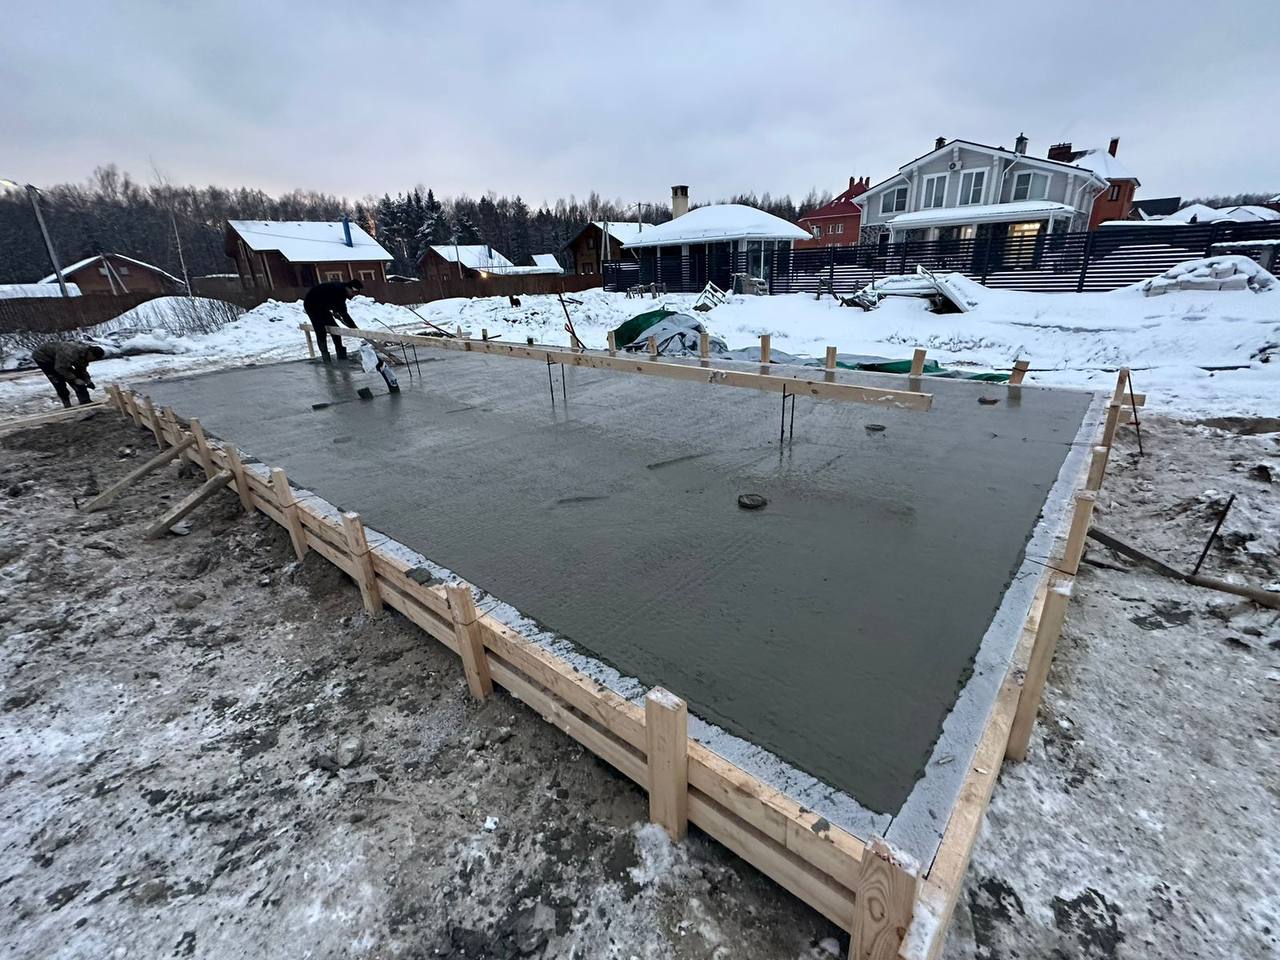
[303,278,363,362]
[32,340,106,407]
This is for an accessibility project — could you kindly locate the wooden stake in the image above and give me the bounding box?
[1009,359,1030,385]
[1111,367,1130,403]
[1060,491,1097,576]
[341,512,383,614]
[270,467,308,560]
[159,407,180,447]
[81,436,196,512]
[909,348,926,377]
[123,390,142,426]
[759,334,771,365]
[699,330,710,360]
[1085,445,1109,491]
[607,330,618,355]
[645,687,688,841]
[446,583,492,700]
[849,838,917,960]
[140,396,163,448]
[647,335,658,358]
[1006,580,1073,761]
[105,383,123,411]
[1100,401,1123,449]
[301,324,316,358]
[223,445,254,512]
[481,327,489,342]
[825,345,838,370]
[143,470,232,539]
[189,418,216,480]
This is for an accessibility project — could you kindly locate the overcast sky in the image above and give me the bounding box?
[4,1,1277,207]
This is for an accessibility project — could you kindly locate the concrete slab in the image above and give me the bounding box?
[144,354,1094,843]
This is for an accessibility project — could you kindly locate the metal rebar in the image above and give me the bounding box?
[560,363,567,402]
[547,356,555,405]
[1192,493,1235,577]
[1126,369,1144,456]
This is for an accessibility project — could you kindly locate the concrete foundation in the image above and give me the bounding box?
[145,354,1093,823]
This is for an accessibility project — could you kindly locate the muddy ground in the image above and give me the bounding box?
[1,408,1276,960]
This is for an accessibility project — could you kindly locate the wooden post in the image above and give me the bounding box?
[1085,445,1109,491]
[159,407,180,447]
[644,687,688,841]
[1009,359,1030,385]
[140,396,163,448]
[1006,580,1074,761]
[143,470,232,539]
[825,345,838,370]
[647,335,658,358]
[223,445,254,513]
[607,330,618,355]
[270,467,308,560]
[1111,367,1130,403]
[341,512,383,614]
[1100,401,1123,449]
[105,383,123,411]
[123,390,142,427]
[189,418,216,480]
[759,334,771,365]
[446,583,492,700]
[849,838,917,960]
[81,436,197,512]
[909,348,926,377]
[1060,490,1096,576]
[301,324,316,358]
[481,327,489,342]
[699,330,710,360]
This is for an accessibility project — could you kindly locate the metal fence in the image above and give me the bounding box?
[602,221,1280,295]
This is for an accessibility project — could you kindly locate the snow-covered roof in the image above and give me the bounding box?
[0,282,81,299]
[1221,205,1280,222]
[428,244,515,272]
[595,221,655,244]
[1159,203,1280,225]
[531,253,563,274]
[621,205,809,248]
[228,220,393,264]
[1069,148,1138,183]
[888,200,1077,230]
[39,253,184,286]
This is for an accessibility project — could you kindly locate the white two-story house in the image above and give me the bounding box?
[854,135,1115,247]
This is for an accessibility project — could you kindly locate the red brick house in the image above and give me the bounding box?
[795,177,869,248]
[1047,138,1138,229]
[40,253,185,295]
[226,219,392,291]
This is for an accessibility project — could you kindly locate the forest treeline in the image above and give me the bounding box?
[0,166,834,283]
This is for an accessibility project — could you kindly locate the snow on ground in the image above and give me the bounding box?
[3,281,1277,420]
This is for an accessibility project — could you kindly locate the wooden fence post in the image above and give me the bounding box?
[699,330,710,361]
[849,838,918,960]
[647,335,658,358]
[1100,402,1123,450]
[759,334,771,365]
[607,330,617,356]
[123,390,142,427]
[342,512,383,615]
[189,418,216,480]
[1009,359,1030,385]
[270,467,308,560]
[909,348,926,377]
[446,583,492,700]
[1085,445,1109,491]
[140,396,163,448]
[1060,491,1097,576]
[1006,580,1074,761]
[223,446,254,513]
[644,687,688,841]
[159,407,181,448]
[825,345,838,371]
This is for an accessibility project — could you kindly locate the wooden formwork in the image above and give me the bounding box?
[95,354,1136,960]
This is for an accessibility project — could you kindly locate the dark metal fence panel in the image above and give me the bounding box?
[601,222,1280,295]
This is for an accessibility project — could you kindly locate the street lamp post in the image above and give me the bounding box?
[1,179,70,297]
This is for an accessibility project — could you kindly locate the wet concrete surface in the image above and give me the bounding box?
[145,355,1093,815]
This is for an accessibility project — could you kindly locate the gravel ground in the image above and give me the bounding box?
[1,405,1276,960]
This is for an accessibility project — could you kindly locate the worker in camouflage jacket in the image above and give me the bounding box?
[32,340,107,407]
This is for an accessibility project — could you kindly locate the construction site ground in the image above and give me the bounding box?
[1,407,1276,960]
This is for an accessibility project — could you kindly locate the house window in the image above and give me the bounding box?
[830,223,843,235]
[1108,184,1121,201]
[922,174,947,209]
[1012,172,1049,202]
[880,186,908,215]
[812,225,822,239]
[959,170,986,205]
[359,269,376,283]
[326,271,343,281]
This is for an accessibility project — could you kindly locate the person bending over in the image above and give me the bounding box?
[303,278,363,362]
[32,340,106,407]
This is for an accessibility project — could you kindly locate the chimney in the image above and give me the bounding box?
[849,176,856,191]
[671,184,689,218]
[1047,142,1074,162]
[1014,132,1028,155]
[1108,137,1120,157]
[342,213,353,248]
[934,136,946,150]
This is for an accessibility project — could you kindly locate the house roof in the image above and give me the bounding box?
[228,219,393,264]
[1155,203,1280,225]
[799,181,868,222]
[1132,197,1182,218]
[621,204,809,248]
[530,253,563,274]
[887,200,1077,230]
[1068,148,1138,183]
[40,253,184,286]
[0,282,81,299]
[427,244,515,271]
[561,221,656,250]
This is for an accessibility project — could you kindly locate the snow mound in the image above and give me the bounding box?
[1139,256,1276,296]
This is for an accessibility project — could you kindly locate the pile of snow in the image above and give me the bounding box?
[1139,256,1276,296]
[0,282,81,299]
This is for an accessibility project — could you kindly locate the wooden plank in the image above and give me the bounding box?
[122,389,142,426]
[446,583,493,700]
[342,512,383,614]
[159,406,181,447]
[222,445,254,512]
[645,688,688,841]
[139,396,164,447]
[1008,359,1030,385]
[270,467,308,560]
[0,401,109,434]
[367,552,454,623]
[849,839,917,960]
[607,330,617,355]
[909,348,926,377]
[82,436,197,512]
[143,470,232,539]
[1005,580,1073,761]
[304,324,934,412]
[188,418,217,480]
[1059,491,1097,576]
[300,324,316,358]
[376,577,458,649]
[1084,445,1109,491]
